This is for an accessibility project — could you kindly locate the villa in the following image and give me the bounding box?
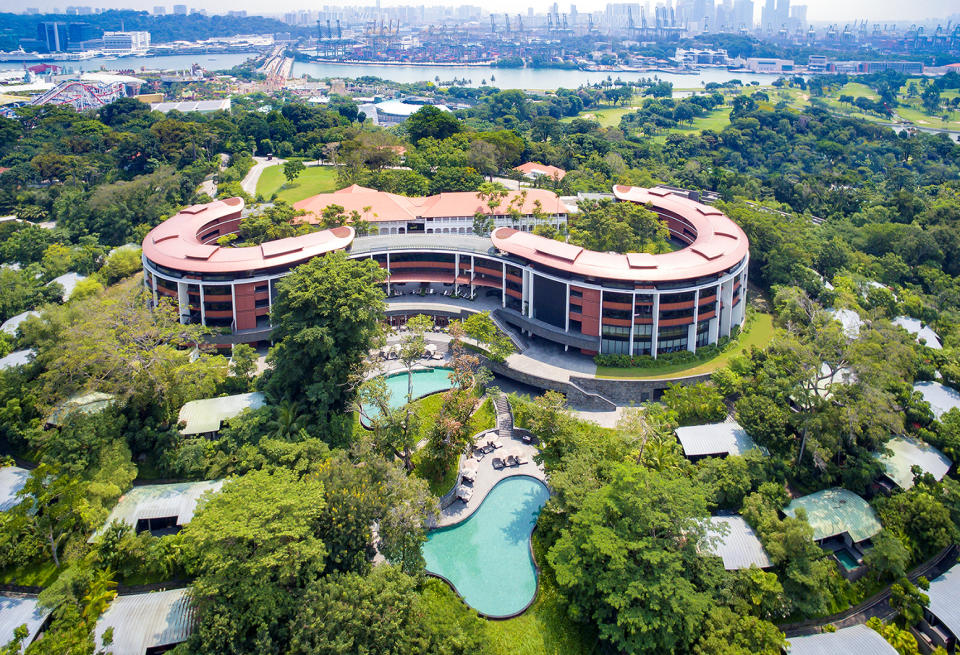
[786,624,897,655]
[0,594,51,652]
[783,488,882,580]
[700,516,772,570]
[90,480,224,541]
[0,465,29,512]
[919,564,960,652]
[514,161,567,182]
[874,435,952,491]
[46,391,118,427]
[94,589,195,655]
[675,421,759,460]
[141,185,749,360]
[913,381,960,420]
[178,392,265,437]
[0,348,33,371]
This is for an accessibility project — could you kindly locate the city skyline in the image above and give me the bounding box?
[4,0,959,23]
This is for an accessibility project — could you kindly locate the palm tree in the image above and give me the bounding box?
[268,400,304,440]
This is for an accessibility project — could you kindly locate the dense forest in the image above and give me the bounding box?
[1,79,960,655]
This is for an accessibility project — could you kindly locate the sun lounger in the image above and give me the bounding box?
[492,457,505,470]
[461,469,476,482]
[521,433,532,444]
[505,455,519,467]
[431,352,443,360]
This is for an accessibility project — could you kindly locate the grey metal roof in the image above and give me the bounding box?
[827,307,863,339]
[783,488,882,543]
[928,564,960,638]
[0,466,29,512]
[876,436,952,490]
[894,316,942,349]
[914,381,960,420]
[701,516,772,570]
[0,311,39,336]
[178,392,265,435]
[0,594,50,648]
[787,624,898,655]
[47,391,118,427]
[95,589,195,655]
[92,480,223,541]
[675,421,758,458]
[46,272,85,301]
[0,348,34,370]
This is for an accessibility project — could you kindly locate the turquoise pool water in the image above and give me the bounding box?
[363,367,452,417]
[422,475,550,617]
[835,549,860,571]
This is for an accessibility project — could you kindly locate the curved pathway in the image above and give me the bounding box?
[431,396,545,528]
[240,156,284,197]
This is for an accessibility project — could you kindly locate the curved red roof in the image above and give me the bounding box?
[142,198,355,274]
[490,186,748,282]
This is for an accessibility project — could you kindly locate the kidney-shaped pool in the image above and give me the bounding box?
[422,475,550,618]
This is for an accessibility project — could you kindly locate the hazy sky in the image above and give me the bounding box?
[6,0,959,23]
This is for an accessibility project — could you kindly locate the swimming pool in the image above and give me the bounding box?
[835,549,861,572]
[422,475,550,618]
[362,367,452,417]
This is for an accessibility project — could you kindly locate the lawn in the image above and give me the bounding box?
[649,106,732,143]
[560,105,638,128]
[255,165,339,203]
[595,311,774,380]
[0,559,60,587]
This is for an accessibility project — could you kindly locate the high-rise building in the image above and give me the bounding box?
[733,0,753,29]
[153,6,166,14]
[173,4,187,15]
[37,22,69,52]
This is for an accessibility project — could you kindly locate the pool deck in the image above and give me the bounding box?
[432,445,546,528]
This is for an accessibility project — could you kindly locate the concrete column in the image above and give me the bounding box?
[151,273,158,308]
[177,281,190,324]
[629,291,636,355]
[688,288,700,353]
[651,293,660,359]
[470,255,475,299]
[386,252,391,296]
[528,270,535,318]
[231,283,237,333]
[501,266,506,307]
[720,277,734,337]
[454,253,459,296]
[199,284,206,326]
[565,283,571,332]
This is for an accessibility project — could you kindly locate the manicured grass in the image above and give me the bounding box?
[0,559,60,587]
[560,105,638,128]
[255,165,339,203]
[595,311,774,380]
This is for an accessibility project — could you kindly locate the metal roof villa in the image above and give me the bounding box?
[701,516,772,570]
[47,391,118,427]
[178,392,265,435]
[0,466,30,512]
[786,624,897,655]
[876,436,952,490]
[0,348,34,371]
[914,381,960,420]
[90,480,224,542]
[675,421,759,458]
[94,589,195,655]
[783,488,882,543]
[0,594,51,649]
[927,564,960,641]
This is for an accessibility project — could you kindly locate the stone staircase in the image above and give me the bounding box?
[493,394,514,440]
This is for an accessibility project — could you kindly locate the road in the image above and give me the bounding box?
[240,156,284,197]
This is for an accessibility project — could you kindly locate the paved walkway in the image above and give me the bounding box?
[432,396,545,528]
[240,156,284,197]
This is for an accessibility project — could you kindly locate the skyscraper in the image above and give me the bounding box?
[37,22,69,52]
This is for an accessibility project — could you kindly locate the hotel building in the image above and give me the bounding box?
[142,185,749,357]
